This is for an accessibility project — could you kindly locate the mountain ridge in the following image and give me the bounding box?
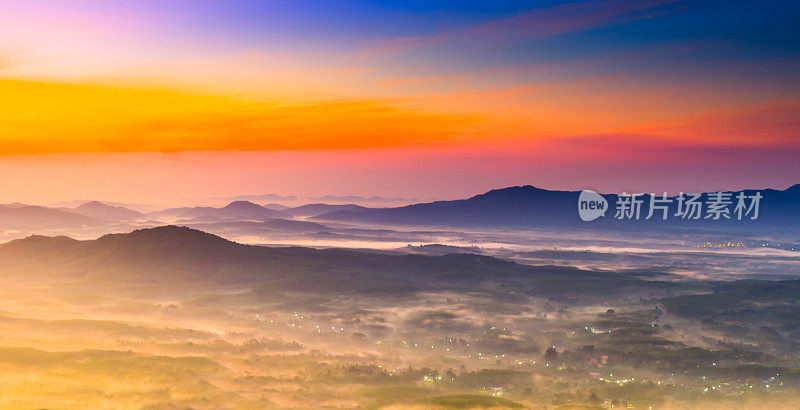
[0,205,104,230]
[311,185,800,231]
[72,201,145,221]
[149,200,289,221]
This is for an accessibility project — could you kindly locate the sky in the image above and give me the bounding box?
[0,0,798,204]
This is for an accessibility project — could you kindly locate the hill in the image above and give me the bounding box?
[284,203,368,218]
[0,205,104,230]
[71,201,145,221]
[150,201,289,221]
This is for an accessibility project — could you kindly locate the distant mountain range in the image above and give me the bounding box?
[0,201,149,231]
[311,185,800,233]
[68,201,145,221]
[0,199,366,232]
[149,200,290,221]
[0,205,103,230]
[154,201,374,221]
[210,193,421,207]
[48,199,156,213]
[2,184,797,234]
[312,186,576,227]
[282,203,367,217]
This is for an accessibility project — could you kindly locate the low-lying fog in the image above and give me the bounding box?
[4,217,797,281]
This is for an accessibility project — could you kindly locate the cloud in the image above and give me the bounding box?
[358,0,686,55]
[627,98,800,146]
[468,0,685,39]
[114,100,483,152]
[0,79,483,154]
[331,67,373,75]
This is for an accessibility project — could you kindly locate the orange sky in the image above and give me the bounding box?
[0,1,798,203]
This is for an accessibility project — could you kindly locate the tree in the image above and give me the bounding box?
[545,346,558,361]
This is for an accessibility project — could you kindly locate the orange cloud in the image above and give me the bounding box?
[331,67,373,75]
[628,99,800,147]
[0,79,483,154]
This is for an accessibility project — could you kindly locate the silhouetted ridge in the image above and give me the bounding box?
[284,203,367,217]
[222,200,266,211]
[465,185,575,206]
[1,234,80,252]
[312,184,800,231]
[95,225,237,250]
[0,205,103,229]
[151,200,288,221]
[72,201,144,221]
[79,200,105,207]
[467,185,551,200]
[0,234,83,265]
[311,185,579,226]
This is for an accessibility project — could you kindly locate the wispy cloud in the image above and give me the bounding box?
[468,0,685,39]
[358,0,686,56]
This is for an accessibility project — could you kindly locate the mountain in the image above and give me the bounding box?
[49,200,156,213]
[312,186,578,227]
[70,201,145,221]
[284,203,368,218]
[0,206,104,230]
[150,201,289,221]
[0,226,666,296]
[312,185,800,232]
[209,200,289,220]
